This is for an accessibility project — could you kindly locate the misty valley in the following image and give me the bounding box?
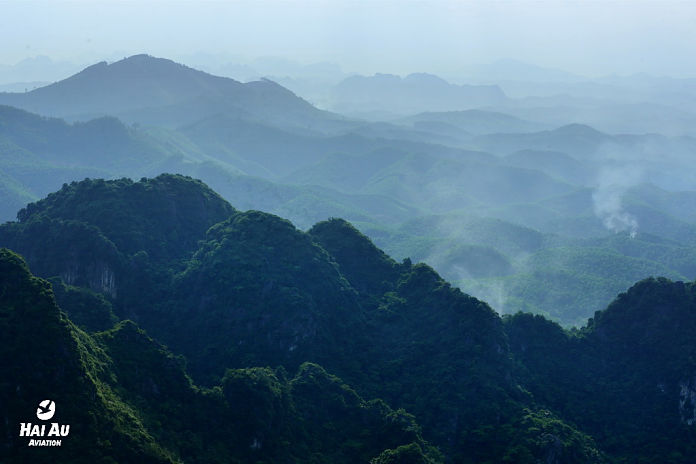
[3,54,696,463]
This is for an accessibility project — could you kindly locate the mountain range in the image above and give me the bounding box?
[2,175,696,462]
[0,54,347,133]
[2,53,696,330]
[327,72,508,116]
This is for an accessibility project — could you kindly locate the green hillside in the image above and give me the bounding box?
[505,277,696,462]
[1,248,440,463]
[2,65,696,330]
[0,176,606,462]
[7,175,696,462]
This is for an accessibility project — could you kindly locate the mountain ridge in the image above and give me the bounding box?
[0,54,343,131]
[0,174,606,462]
[0,248,439,463]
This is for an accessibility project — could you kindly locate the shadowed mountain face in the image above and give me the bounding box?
[505,277,696,463]
[0,248,176,464]
[0,247,440,464]
[0,54,344,131]
[0,175,608,463]
[4,175,696,462]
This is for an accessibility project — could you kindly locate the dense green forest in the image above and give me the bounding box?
[3,174,696,462]
[0,248,438,463]
[3,53,696,462]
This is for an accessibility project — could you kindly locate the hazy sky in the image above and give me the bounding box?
[1,0,696,77]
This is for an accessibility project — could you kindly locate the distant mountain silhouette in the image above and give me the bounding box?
[461,58,586,84]
[0,55,81,84]
[399,109,547,135]
[0,54,343,131]
[504,149,593,185]
[472,123,612,157]
[328,72,508,115]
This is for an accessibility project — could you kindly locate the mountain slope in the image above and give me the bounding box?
[505,277,696,462]
[0,104,189,220]
[0,175,603,462]
[0,54,343,131]
[15,174,235,262]
[0,249,175,464]
[0,249,440,463]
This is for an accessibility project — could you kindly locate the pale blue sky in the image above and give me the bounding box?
[1,0,695,77]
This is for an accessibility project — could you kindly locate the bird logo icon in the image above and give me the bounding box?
[36,400,55,421]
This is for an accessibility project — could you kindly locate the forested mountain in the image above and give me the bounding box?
[2,56,696,328]
[505,277,696,462]
[0,175,604,463]
[0,105,162,169]
[0,248,438,464]
[3,0,696,458]
[0,54,346,132]
[2,175,696,462]
[0,104,182,219]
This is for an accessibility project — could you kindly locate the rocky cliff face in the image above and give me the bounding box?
[60,260,117,297]
[680,377,696,425]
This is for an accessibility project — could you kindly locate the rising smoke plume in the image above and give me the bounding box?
[592,165,643,238]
